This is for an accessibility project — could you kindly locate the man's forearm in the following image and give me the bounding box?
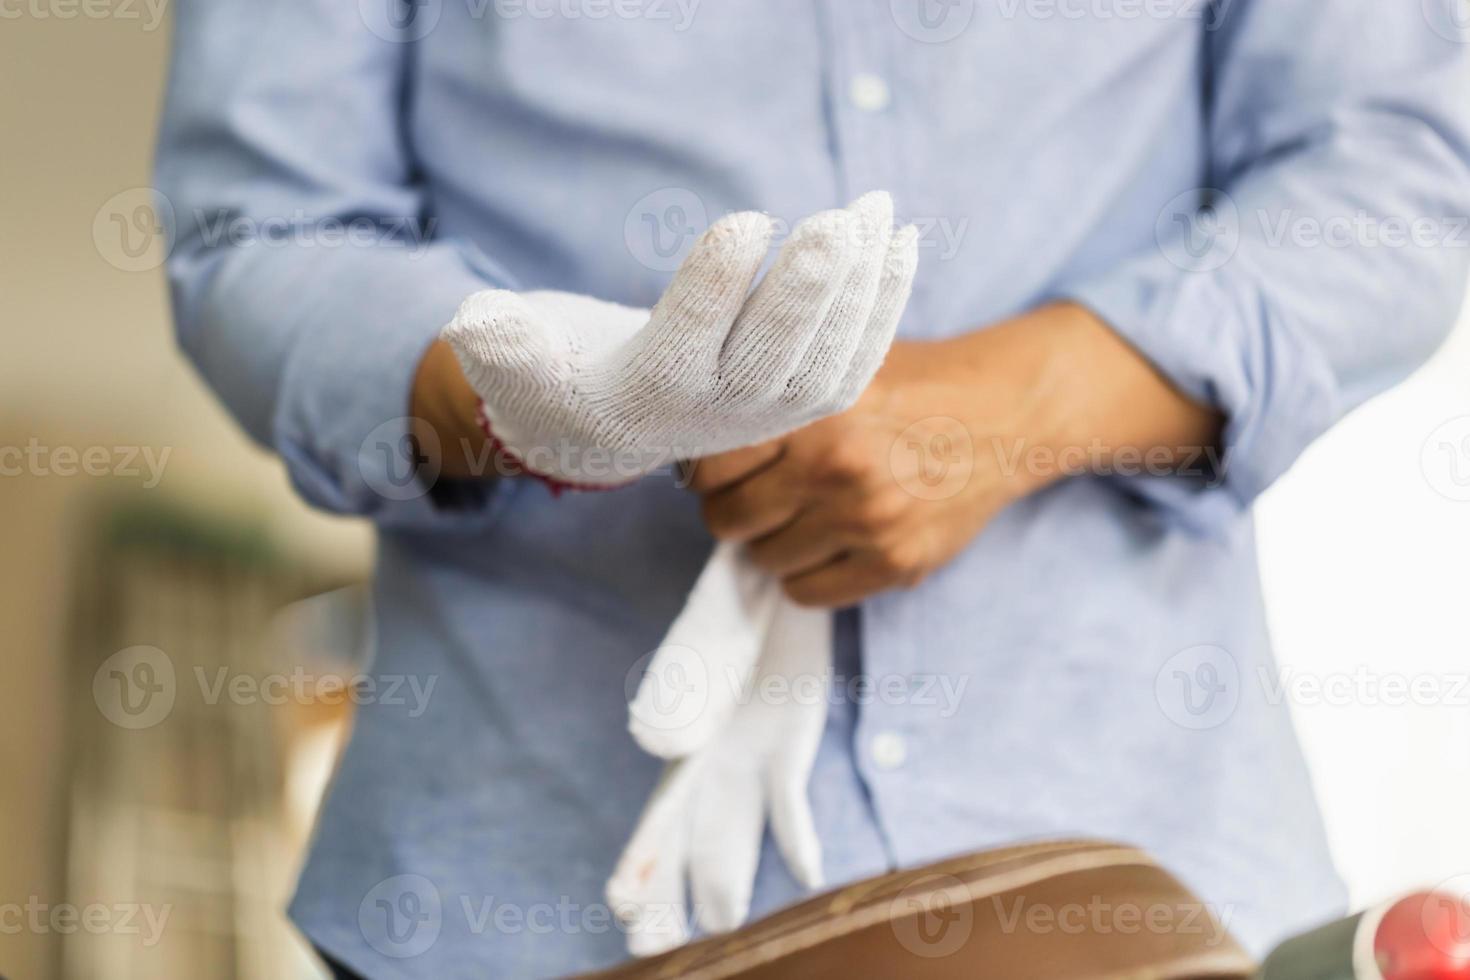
[916,301,1223,498]
[688,301,1224,607]
[414,299,1220,504]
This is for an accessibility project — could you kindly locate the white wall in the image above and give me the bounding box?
[1257,298,1470,909]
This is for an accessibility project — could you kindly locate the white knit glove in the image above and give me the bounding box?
[608,544,831,957]
[442,193,918,488]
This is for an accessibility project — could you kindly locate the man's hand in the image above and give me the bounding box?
[688,302,1222,608]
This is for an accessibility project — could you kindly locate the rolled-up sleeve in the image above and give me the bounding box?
[1059,0,1470,532]
[155,0,516,527]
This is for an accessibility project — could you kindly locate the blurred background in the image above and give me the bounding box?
[2,8,1468,980]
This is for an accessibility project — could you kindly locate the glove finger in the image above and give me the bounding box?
[619,851,692,959]
[607,761,697,956]
[768,758,824,891]
[629,541,782,759]
[440,289,554,387]
[783,192,892,412]
[641,210,774,374]
[761,600,830,890]
[717,208,856,403]
[833,222,919,407]
[688,758,765,935]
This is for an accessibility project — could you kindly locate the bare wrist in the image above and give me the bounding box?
[410,339,489,480]
[922,301,1220,499]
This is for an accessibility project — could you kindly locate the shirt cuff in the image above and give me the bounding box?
[1052,250,1339,535]
[273,240,521,530]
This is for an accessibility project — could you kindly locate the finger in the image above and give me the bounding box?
[688,758,765,935]
[746,510,846,578]
[700,458,803,543]
[643,210,774,370]
[784,192,893,408]
[628,543,781,759]
[833,223,920,407]
[718,208,856,398]
[781,553,889,609]
[681,441,784,494]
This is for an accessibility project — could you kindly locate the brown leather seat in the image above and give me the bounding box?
[580,840,1257,980]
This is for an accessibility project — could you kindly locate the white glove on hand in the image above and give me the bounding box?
[442,193,918,488]
[609,545,831,957]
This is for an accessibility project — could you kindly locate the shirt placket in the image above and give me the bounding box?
[819,0,924,867]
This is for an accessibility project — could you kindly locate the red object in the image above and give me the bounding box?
[1373,891,1470,980]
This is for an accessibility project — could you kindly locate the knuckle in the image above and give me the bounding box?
[820,443,871,483]
[701,496,742,540]
[683,460,724,493]
[873,547,903,579]
[851,492,901,533]
[781,579,828,609]
[701,484,765,541]
[899,565,929,590]
[829,489,901,540]
[745,538,780,573]
[689,444,780,493]
[876,542,927,589]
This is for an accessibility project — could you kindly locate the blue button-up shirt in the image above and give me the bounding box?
[156,2,1470,976]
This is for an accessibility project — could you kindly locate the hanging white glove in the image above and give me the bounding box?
[608,580,832,957]
[626,541,779,755]
[442,192,918,488]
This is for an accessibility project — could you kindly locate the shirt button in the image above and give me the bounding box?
[870,731,908,771]
[849,73,892,113]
